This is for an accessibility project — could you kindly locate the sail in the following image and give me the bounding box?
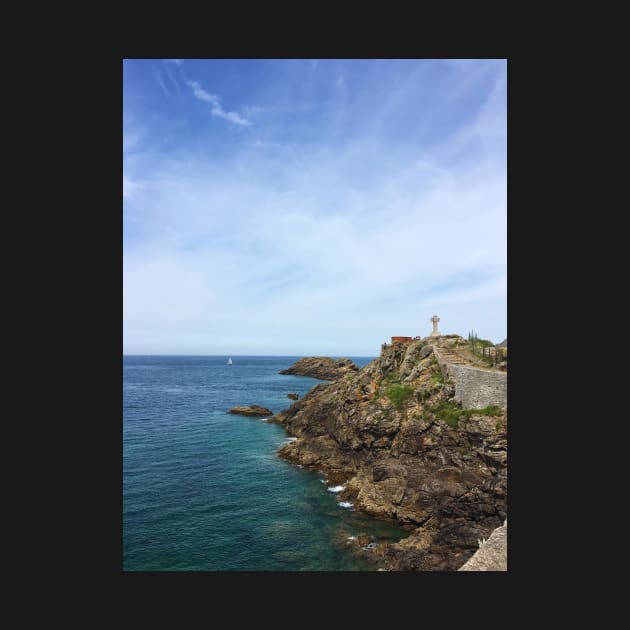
[227,357,233,364]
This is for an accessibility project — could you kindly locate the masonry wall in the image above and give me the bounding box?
[443,363,507,409]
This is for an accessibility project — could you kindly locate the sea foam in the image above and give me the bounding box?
[327,485,345,493]
[338,501,353,508]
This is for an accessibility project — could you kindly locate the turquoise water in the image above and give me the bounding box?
[123,355,410,571]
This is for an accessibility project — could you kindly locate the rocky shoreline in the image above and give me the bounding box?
[271,336,507,571]
[279,357,358,381]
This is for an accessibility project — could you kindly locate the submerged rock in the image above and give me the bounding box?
[287,393,299,400]
[228,405,273,417]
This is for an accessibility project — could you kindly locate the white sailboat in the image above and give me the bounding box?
[227,357,233,365]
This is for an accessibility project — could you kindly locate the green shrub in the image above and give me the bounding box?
[385,384,415,408]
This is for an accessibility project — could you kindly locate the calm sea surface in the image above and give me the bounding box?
[123,355,410,571]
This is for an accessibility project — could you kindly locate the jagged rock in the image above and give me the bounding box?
[279,357,359,381]
[228,405,273,417]
[287,393,299,400]
[271,334,507,571]
[399,342,431,379]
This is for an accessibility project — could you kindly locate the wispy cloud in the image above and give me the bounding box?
[186,79,252,126]
[153,67,171,98]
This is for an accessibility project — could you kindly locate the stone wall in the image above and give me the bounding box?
[446,364,507,409]
[458,520,507,571]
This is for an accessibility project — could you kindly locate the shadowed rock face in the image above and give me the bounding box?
[228,405,273,417]
[269,336,507,571]
[279,357,359,381]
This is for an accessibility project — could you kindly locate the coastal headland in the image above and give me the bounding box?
[270,334,507,571]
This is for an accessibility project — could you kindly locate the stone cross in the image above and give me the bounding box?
[430,315,441,337]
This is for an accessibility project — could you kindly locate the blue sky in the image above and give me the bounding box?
[123,59,506,356]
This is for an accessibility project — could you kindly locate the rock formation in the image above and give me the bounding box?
[287,393,299,400]
[279,357,359,381]
[270,335,507,571]
[228,405,273,417]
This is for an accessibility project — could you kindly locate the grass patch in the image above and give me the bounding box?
[431,400,463,428]
[382,371,400,384]
[476,405,503,417]
[385,384,415,409]
[430,402,503,429]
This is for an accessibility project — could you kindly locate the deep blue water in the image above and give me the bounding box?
[123,355,410,571]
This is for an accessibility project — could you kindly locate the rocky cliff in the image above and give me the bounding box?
[269,336,507,571]
[279,357,359,381]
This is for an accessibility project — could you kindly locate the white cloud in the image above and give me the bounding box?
[213,108,251,126]
[186,79,252,126]
[186,79,217,104]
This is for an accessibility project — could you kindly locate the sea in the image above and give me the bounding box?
[123,355,410,571]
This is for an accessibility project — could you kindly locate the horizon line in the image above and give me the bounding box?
[122,353,378,357]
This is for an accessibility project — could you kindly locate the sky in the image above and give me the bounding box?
[123,59,506,356]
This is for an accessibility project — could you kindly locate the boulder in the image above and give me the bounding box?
[287,393,299,400]
[228,405,273,417]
